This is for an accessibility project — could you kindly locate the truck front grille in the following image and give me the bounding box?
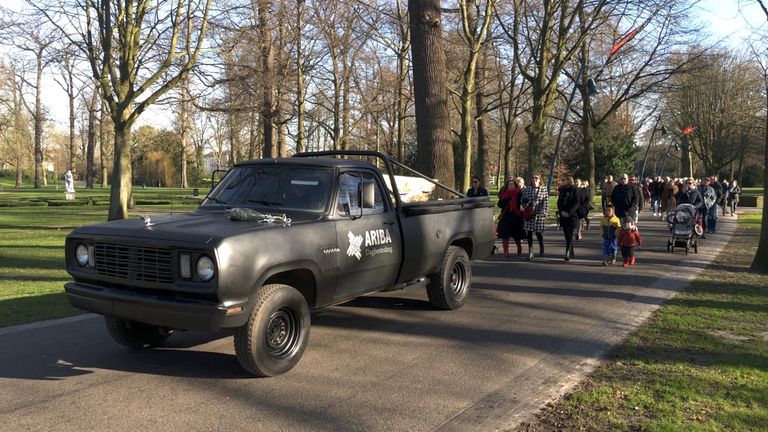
[93,242,174,284]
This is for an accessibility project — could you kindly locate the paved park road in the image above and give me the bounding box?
[0,212,739,432]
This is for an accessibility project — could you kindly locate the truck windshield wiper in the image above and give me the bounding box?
[247,199,284,207]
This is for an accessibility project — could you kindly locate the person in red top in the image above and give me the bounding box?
[617,216,643,267]
[496,177,526,257]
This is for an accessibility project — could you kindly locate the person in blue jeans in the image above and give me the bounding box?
[600,205,621,265]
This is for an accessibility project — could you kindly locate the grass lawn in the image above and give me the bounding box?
[0,182,207,328]
[515,211,768,431]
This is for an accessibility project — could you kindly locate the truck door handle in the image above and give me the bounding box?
[383,221,395,226]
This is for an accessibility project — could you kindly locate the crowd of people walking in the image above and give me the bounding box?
[480,172,742,266]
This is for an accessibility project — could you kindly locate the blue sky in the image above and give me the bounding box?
[698,0,766,44]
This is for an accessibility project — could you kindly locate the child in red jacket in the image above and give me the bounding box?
[617,216,642,267]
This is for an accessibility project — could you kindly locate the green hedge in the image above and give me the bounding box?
[0,201,49,207]
[134,199,172,205]
[46,199,91,206]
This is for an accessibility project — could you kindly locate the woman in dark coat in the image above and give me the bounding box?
[557,176,581,261]
[497,178,526,257]
[576,179,592,239]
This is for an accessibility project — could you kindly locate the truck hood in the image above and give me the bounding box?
[71,210,320,245]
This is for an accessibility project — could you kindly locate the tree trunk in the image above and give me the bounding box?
[751,78,768,272]
[525,103,546,178]
[15,161,23,188]
[580,39,596,197]
[68,78,76,174]
[34,50,44,188]
[475,58,489,188]
[408,0,455,189]
[396,1,409,162]
[107,121,133,221]
[332,53,342,151]
[342,53,351,151]
[296,0,306,154]
[260,0,276,159]
[459,73,475,191]
[680,134,693,177]
[179,81,190,188]
[86,89,98,188]
[396,53,408,161]
[100,104,108,187]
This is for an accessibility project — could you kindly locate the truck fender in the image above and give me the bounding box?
[247,261,323,311]
[446,234,475,259]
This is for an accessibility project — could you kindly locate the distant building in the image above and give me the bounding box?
[203,151,230,174]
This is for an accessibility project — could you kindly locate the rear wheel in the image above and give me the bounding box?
[234,284,310,377]
[427,246,471,310]
[104,317,172,349]
[694,241,699,254]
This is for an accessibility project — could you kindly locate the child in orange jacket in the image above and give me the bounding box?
[617,216,642,267]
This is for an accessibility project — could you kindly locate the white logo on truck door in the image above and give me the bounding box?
[347,231,363,260]
[347,229,393,261]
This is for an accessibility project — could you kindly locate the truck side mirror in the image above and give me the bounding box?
[360,181,375,209]
[211,169,228,189]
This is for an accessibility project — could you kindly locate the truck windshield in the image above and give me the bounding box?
[201,166,333,213]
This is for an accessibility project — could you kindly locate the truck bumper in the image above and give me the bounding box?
[65,282,249,331]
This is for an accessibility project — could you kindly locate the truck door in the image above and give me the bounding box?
[334,171,402,298]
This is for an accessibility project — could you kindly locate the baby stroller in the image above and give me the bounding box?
[666,203,701,254]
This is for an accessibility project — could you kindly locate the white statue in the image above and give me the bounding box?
[64,170,75,196]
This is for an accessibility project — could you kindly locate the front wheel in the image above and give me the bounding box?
[426,245,471,310]
[104,317,172,349]
[234,284,310,377]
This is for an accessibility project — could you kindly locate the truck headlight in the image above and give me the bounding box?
[196,256,215,281]
[75,244,89,266]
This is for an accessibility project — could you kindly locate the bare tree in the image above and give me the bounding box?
[52,46,82,176]
[84,81,99,188]
[1,9,58,188]
[0,60,33,188]
[35,0,212,220]
[665,51,762,175]
[454,0,494,191]
[499,0,609,178]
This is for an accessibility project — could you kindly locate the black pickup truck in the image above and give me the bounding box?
[64,151,494,376]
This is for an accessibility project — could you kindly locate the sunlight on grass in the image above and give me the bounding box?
[516,212,768,431]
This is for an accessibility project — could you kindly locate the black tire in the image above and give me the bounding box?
[234,284,310,377]
[426,245,471,310]
[667,240,671,252]
[104,317,172,349]
[694,241,699,254]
